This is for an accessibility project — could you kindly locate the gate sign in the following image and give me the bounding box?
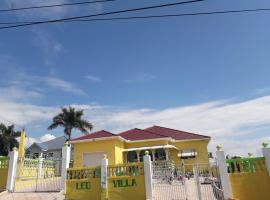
[76,182,91,190]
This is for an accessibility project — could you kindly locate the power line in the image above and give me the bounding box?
[1,6,270,26]
[0,0,205,30]
[0,0,117,12]
[72,7,270,22]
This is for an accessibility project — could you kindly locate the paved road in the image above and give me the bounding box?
[0,191,64,200]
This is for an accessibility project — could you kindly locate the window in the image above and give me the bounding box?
[127,151,137,163]
[154,149,166,161]
[178,149,197,159]
[48,153,54,158]
[42,153,48,159]
[33,153,39,159]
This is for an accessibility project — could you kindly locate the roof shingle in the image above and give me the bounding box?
[119,128,168,141]
[71,130,115,141]
[144,125,210,140]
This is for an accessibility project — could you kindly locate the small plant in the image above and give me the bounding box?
[216,145,222,151]
[248,152,253,157]
[262,142,269,148]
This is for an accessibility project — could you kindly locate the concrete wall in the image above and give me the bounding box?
[108,175,146,200]
[229,171,270,200]
[65,179,101,200]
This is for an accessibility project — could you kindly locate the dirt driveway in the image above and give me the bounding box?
[0,191,64,200]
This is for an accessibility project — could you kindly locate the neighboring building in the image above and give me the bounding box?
[26,136,67,159]
[69,125,210,168]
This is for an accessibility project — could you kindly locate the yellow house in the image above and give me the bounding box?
[69,126,210,168]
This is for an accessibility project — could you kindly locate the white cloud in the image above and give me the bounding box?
[85,75,102,82]
[125,73,156,83]
[23,134,56,148]
[3,0,71,20]
[0,101,57,126]
[40,134,56,142]
[253,87,270,96]
[32,29,65,57]
[44,77,87,96]
[1,90,270,157]
[0,86,43,101]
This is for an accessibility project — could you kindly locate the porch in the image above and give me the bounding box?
[122,145,197,163]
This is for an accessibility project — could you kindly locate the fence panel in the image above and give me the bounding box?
[14,158,62,192]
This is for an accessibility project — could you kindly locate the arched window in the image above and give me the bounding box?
[154,148,166,161]
[127,151,137,163]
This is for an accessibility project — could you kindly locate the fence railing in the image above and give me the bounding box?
[0,156,9,169]
[67,167,101,180]
[226,157,266,173]
[107,162,144,177]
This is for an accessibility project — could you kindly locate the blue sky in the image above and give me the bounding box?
[0,0,270,155]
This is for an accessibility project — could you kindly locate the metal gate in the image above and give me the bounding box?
[152,160,188,200]
[152,161,224,200]
[185,162,224,200]
[14,158,62,192]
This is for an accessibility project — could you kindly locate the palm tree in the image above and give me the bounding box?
[0,123,21,156]
[48,106,93,141]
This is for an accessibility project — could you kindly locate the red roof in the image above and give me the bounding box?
[71,126,210,142]
[71,130,115,141]
[119,128,168,141]
[144,126,210,140]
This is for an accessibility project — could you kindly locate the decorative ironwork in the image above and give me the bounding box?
[0,156,9,169]
[107,162,144,177]
[226,157,266,173]
[67,167,101,180]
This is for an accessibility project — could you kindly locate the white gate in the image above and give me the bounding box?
[14,158,62,192]
[151,161,224,200]
[186,163,224,200]
[152,160,188,200]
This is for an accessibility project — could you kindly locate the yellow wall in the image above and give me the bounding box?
[73,139,123,167]
[73,138,209,167]
[65,179,101,200]
[115,140,125,164]
[229,171,270,200]
[171,140,209,165]
[108,175,146,200]
[0,168,8,189]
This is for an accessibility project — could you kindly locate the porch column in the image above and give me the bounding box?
[136,151,140,162]
[151,150,156,161]
[165,148,169,161]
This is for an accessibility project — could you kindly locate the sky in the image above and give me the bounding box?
[0,0,270,156]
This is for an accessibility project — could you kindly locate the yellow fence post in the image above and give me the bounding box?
[18,129,26,158]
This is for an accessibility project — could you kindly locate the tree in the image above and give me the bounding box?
[48,106,93,140]
[0,123,21,156]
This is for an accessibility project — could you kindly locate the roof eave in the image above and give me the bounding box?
[172,138,211,142]
[126,137,172,143]
[68,136,126,144]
